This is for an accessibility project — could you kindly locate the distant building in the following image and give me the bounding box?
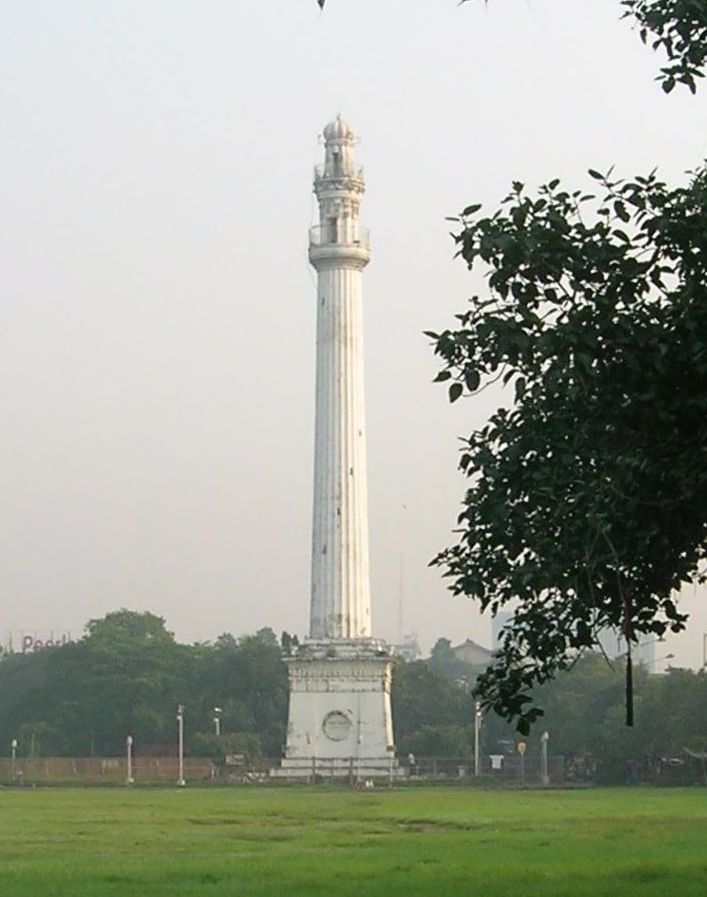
[450,638,493,668]
[391,634,421,663]
[597,628,659,672]
[491,616,660,673]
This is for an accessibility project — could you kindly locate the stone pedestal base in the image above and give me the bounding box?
[271,639,403,780]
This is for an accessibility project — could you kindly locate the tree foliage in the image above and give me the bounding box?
[621,0,707,93]
[430,167,707,732]
[392,658,474,751]
[2,613,706,781]
[427,637,470,680]
[0,611,288,757]
[534,654,707,783]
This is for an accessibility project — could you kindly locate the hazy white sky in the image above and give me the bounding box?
[1,0,705,667]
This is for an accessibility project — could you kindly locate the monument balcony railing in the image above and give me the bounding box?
[314,163,365,182]
[309,225,370,250]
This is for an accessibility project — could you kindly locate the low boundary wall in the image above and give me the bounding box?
[0,754,565,786]
[0,757,216,786]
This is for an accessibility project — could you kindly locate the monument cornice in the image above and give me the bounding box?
[308,245,370,270]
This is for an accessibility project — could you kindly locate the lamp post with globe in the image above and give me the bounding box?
[540,731,550,786]
[474,702,482,776]
[177,705,186,787]
[126,735,134,786]
[517,741,527,781]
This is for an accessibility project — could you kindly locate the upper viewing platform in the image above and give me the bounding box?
[314,162,365,183]
[309,117,370,270]
[314,115,366,195]
[308,223,370,269]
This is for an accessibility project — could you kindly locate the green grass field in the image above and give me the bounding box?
[0,786,705,896]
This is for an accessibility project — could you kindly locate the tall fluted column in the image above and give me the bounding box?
[308,116,372,641]
[273,117,400,777]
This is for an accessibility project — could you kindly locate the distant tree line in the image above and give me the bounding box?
[0,611,289,758]
[0,611,704,783]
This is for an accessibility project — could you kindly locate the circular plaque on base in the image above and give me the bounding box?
[322,711,352,742]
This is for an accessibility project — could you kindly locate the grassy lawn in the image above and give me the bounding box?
[0,786,704,896]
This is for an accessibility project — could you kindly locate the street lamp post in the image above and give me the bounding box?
[11,738,17,782]
[213,707,222,738]
[474,701,482,776]
[517,741,527,781]
[126,735,134,785]
[540,731,549,786]
[177,705,186,787]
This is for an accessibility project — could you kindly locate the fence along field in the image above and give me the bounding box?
[0,753,567,786]
[0,757,215,786]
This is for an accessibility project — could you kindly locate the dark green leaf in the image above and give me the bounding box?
[464,369,481,392]
[448,382,463,403]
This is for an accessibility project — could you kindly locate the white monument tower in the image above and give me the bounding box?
[276,117,398,778]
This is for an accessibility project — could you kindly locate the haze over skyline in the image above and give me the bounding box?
[1,0,705,668]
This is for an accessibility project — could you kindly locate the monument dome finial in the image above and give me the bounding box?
[323,115,355,142]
